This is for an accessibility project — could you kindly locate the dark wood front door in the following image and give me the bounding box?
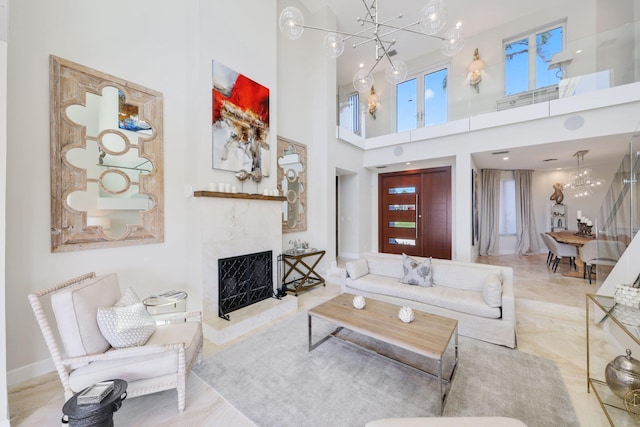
[379,167,452,259]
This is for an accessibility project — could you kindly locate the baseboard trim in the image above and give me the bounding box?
[7,357,54,387]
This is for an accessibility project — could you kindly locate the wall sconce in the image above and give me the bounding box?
[547,50,573,79]
[467,48,485,93]
[367,86,379,119]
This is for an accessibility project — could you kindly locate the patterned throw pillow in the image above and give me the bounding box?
[401,254,433,287]
[116,287,141,307]
[97,291,156,349]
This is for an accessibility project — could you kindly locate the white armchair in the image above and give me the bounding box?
[28,272,203,413]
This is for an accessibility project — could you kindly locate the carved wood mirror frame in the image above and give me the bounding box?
[277,136,307,233]
[50,55,164,252]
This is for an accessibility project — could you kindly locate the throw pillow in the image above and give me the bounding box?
[97,292,156,349]
[346,259,369,280]
[116,287,141,307]
[482,274,503,308]
[400,254,433,287]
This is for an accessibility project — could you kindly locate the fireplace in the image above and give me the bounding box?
[218,250,275,320]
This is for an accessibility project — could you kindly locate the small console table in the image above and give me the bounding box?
[279,249,326,296]
[586,293,640,425]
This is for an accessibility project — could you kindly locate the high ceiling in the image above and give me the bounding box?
[289,0,637,171]
[296,0,563,86]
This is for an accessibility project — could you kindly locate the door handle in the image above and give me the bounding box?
[415,194,419,239]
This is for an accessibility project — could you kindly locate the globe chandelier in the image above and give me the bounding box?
[563,150,606,199]
[279,0,464,93]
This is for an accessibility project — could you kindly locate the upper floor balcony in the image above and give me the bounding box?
[336,14,640,151]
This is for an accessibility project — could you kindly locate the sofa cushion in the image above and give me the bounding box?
[432,262,502,292]
[401,254,433,287]
[51,273,121,358]
[364,253,404,279]
[346,259,369,280]
[482,274,503,308]
[346,275,501,319]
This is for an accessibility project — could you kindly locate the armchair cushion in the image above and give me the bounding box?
[51,273,121,358]
[68,321,202,392]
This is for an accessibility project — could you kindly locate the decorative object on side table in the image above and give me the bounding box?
[624,389,640,420]
[398,306,415,323]
[614,283,640,307]
[605,349,640,400]
[352,295,366,309]
[549,182,565,205]
[576,216,593,236]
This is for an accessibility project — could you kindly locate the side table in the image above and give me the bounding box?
[280,249,326,296]
[586,293,640,425]
[62,379,127,427]
[143,290,188,325]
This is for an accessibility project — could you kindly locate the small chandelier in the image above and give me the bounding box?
[279,0,464,93]
[563,150,606,198]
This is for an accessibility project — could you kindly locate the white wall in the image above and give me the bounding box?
[183,0,278,314]
[6,0,280,385]
[277,0,337,268]
[0,30,9,427]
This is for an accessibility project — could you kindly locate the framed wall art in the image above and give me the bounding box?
[212,60,270,178]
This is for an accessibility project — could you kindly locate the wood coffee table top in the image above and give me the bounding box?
[308,293,457,360]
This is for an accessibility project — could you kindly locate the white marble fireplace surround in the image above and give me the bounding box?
[196,193,297,344]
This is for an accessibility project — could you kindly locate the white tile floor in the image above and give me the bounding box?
[9,254,613,426]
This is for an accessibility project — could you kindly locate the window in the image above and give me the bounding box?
[504,24,565,96]
[396,67,448,132]
[338,92,360,134]
[499,177,516,235]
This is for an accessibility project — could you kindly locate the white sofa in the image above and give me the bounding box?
[340,252,517,348]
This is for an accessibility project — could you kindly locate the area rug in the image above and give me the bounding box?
[193,312,579,427]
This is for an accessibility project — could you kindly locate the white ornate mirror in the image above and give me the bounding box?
[50,55,164,252]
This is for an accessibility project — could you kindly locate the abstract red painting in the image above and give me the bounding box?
[212,60,270,177]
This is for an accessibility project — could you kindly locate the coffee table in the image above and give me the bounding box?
[308,293,458,415]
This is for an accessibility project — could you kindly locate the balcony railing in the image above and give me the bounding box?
[337,17,640,142]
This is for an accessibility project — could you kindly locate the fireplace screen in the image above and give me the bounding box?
[218,250,273,320]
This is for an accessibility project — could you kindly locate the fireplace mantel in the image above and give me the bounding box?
[194,191,286,202]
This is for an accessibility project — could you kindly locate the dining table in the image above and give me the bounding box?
[546,230,596,278]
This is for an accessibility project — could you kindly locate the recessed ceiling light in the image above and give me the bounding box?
[576,49,583,54]
[359,63,364,68]
[502,156,509,161]
[406,162,411,165]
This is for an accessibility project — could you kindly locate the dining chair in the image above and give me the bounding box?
[545,234,577,273]
[540,233,555,267]
[579,240,627,284]
[28,272,203,413]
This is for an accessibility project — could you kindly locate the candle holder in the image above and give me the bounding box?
[576,220,593,237]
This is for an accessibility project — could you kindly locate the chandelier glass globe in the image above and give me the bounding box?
[279,6,305,40]
[441,24,464,56]
[420,0,447,35]
[353,69,374,93]
[324,33,345,58]
[385,60,408,84]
